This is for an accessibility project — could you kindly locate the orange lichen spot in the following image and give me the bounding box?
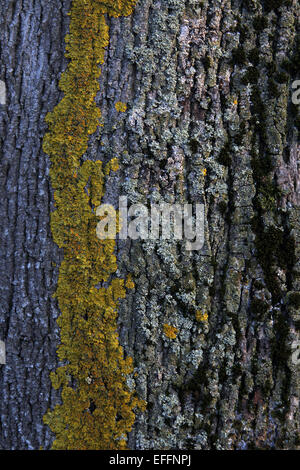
[163,324,179,339]
[115,101,127,112]
[233,98,238,105]
[105,157,120,175]
[195,310,209,322]
[126,275,135,290]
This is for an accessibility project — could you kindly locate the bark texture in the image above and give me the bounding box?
[0,0,299,450]
[0,0,71,449]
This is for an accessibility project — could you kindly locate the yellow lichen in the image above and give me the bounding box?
[42,0,144,450]
[115,101,128,112]
[163,324,179,339]
[105,157,120,175]
[125,275,135,290]
[195,311,209,322]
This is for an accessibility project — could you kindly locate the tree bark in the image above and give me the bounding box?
[0,0,71,449]
[0,0,299,450]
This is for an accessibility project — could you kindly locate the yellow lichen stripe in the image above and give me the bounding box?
[42,0,144,450]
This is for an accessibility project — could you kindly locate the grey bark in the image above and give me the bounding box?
[0,0,299,450]
[0,0,71,449]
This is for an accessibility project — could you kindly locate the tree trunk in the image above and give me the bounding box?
[0,0,71,449]
[0,0,299,450]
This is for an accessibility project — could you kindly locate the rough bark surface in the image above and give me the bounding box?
[0,0,71,449]
[0,0,299,450]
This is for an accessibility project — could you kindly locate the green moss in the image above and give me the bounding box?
[253,16,268,32]
[290,103,300,132]
[217,141,231,166]
[275,71,289,84]
[250,297,270,320]
[189,139,199,153]
[268,78,281,98]
[234,122,246,145]
[232,363,243,383]
[251,155,274,179]
[248,48,260,64]
[231,47,247,66]
[251,87,265,116]
[252,223,295,302]
[250,86,269,142]
[253,279,265,290]
[281,36,300,78]
[288,292,300,309]
[290,103,299,119]
[259,181,280,210]
[242,0,258,12]
[271,310,291,408]
[235,20,249,42]
[218,200,227,216]
[262,0,290,13]
[209,284,216,298]
[202,55,213,70]
[180,365,213,411]
[241,67,260,85]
